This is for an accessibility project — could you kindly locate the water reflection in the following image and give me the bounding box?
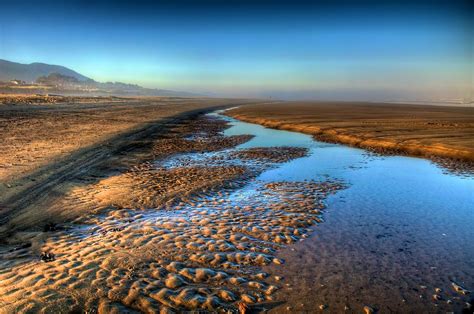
[216,111,474,312]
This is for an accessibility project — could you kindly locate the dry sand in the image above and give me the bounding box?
[0,104,345,313]
[0,96,257,236]
[226,102,474,168]
[6,98,470,313]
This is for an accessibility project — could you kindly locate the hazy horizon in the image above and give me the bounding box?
[1,0,472,101]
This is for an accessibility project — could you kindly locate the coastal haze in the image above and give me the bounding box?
[0,0,473,313]
[1,0,472,103]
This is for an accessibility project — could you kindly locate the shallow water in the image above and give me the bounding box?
[1,111,471,312]
[215,111,474,312]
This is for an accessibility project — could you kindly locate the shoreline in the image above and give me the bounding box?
[226,114,474,162]
[225,103,474,173]
[0,110,345,313]
[0,97,259,239]
[1,104,472,313]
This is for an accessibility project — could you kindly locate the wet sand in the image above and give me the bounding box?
[226,102,474,167]
[0,96,257,236]
[220,113,474,313]
[1,99,472,313]
[0,99,345,313]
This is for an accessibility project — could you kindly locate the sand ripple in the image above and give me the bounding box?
[0,115,345,313]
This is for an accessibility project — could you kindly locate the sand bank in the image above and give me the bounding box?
[226,102,474,168]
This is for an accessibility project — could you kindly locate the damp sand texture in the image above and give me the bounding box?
[226,102,474,162]
[0,102,473,313]
[0,109,345,313]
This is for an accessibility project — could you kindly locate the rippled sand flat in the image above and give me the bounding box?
[0,114,344,313]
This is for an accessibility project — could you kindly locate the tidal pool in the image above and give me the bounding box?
[216,111,474,313]
[1,110,471,313]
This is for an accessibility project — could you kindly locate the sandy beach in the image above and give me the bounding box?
[226,102,474,169]
[0,96,259,235]
[0,97,472,313]
[0,96,346,313]
[3,1,472,312]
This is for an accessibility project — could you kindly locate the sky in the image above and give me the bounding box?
[0,0,472,101]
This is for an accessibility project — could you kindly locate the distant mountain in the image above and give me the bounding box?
[0,59,90,82]
[0,59,201,97]
[36,73,81,85]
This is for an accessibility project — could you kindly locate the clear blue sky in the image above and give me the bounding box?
[0,0,472,100]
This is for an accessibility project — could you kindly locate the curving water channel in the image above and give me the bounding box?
[215,110,474,313]
[1,109,472,313]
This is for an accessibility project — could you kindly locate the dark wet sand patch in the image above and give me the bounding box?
[231,147,308,163]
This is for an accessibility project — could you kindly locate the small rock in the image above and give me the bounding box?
[43,222,60,232]
[319,304,327,310]
[363,305,375,314]
[40,252,55,262]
